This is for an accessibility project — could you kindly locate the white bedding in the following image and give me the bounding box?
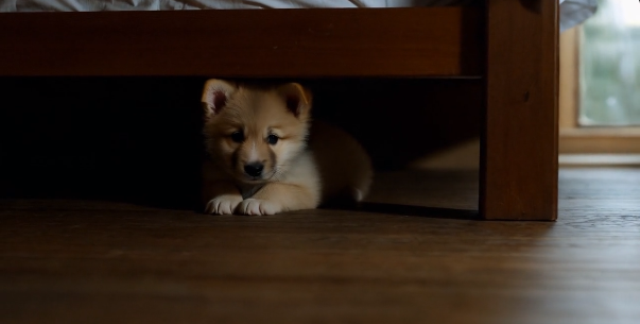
[0,0,596,32]
[0,0,470,11]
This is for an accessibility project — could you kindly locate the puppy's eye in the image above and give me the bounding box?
[230,131,244,143]
[266,134,279,145]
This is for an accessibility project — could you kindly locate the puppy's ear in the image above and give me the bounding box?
[277,83,312,119]
[201,79,236,118]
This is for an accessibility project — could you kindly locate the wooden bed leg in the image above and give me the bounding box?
[481,0,559,220]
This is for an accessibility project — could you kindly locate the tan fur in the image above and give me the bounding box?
[201,79,373,215]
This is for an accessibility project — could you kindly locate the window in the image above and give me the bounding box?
[559,0,640,161]
[580,0,640,126]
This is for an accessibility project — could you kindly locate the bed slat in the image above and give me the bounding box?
[0,8,482,77]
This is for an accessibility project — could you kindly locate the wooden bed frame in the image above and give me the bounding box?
[0,1,558,221]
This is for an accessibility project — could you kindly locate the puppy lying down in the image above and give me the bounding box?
[201,79,373,216]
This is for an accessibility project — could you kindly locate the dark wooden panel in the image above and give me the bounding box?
[481,0,559,220]
[0,8,482,77]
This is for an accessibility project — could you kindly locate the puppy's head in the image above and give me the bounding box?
[202,79,312,183]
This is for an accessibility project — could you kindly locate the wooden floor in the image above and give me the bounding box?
[1,168,639,324]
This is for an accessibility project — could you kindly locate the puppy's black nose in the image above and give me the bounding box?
[244,163,264,177]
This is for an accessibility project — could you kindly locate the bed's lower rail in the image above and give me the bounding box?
[0,8,483,77]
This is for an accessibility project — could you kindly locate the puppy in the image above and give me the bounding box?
[201,79,373,215]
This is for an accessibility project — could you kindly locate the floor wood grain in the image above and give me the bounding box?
[1,168,639,324]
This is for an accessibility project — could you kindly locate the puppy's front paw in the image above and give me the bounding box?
[205,195,243,215]
[238,198,281,216]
